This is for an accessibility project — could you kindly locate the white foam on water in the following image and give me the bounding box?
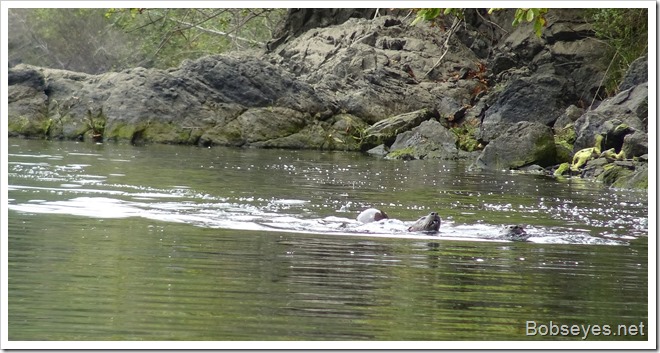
[9,197,142,219]
[7,191,631,245]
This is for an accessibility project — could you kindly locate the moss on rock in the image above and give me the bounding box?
[105,122,139,142]
[386,146,416,160]
[141,121,198,144]
[600,163,648,189]
[555,123,576,144]
[8,115,49,138]
[616,166,648,189]
[598,165,632,186]
[554,162,570,176]
[533,133,558,167]
[554,142,573,163]
[362,109,438,150]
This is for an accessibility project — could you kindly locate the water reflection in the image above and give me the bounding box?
[7,139,648,342]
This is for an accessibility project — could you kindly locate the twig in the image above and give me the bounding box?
[589,50,617,110]
[422,16,462,80]
[476,9,508,35]
[166,17,264,46]
[402,9,415,21]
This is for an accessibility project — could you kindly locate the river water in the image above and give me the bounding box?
[6,139,649,344]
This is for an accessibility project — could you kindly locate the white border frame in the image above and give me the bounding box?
[1,1,656,350]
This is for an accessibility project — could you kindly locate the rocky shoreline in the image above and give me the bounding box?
[8,9,648,189]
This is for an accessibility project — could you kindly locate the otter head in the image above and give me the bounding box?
[408,212,441,232]
[373,210,388,221]
[502,225,530,241]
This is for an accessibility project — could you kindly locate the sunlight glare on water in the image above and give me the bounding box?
[6,139,648,343]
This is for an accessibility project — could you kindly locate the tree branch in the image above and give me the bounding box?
[166,16,265,46]
[421,16,462,80]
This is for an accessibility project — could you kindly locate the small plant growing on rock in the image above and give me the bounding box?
[450,120,481,152]
[46,97,79,138]
[585,8,648,96]
[335,114,369,148]
[31,96,79,139]
[85,106,106,143]
[35,100,55,137]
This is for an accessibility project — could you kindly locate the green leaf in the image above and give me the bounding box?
[412,8,443,25]
[526,9,535,22]
[534,21,543,37]
[512,9,523,26]
[425,8,441,20]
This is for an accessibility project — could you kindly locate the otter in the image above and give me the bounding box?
[407,212,441,233]
[356,208,388,223]
[499,225,529,241]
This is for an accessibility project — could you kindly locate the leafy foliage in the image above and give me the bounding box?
[106,8,286,69]
[8,8,286,73]
[508,8,548,37]
[411,8,464,25]
[414,8,549,37]
[8,8,142,73]
[450,120,481,152]
[585,8,648,95]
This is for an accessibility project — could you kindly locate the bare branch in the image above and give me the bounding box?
[166,17,265,46]
[422,16,462,80]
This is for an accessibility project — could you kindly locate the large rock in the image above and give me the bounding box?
[581,157,610,179]
[362,108,438,149]
[199,107,307,147]
[7,66,48,137]
[8,65,46,89]
[598,163,648,190]
[480,65,570,142]
[553,105,584,131]
[175,55,330,114]
[479,9,610,143]
[619,54,648,91]
[6,9,648,175]
[472,121,557,170]
[7,56,336,146]
[615,53,649,129]
[270,16,479,123]
[573,83,648,153]
[267,9,383,50]
[612,163,648,189]
[621,130,648,158]
[386,119,460,160]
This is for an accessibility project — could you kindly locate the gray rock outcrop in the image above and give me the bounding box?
[7,9,648,189]
[386,119,461,160]
[472,121,557,170]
